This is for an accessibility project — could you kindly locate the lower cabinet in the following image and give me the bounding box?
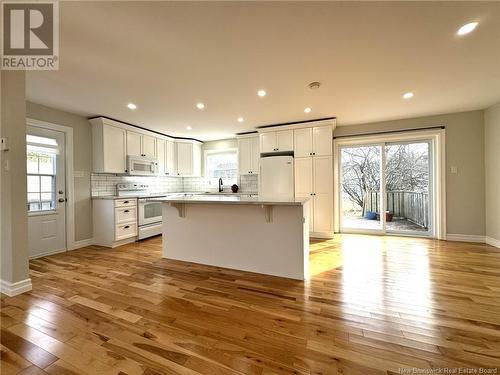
[93,198,137,247]
[294,155,333,237]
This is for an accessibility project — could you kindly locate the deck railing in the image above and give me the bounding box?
[364,190,429,228]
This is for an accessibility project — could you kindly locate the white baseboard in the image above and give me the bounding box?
[486,236,500,249]
[69,238,94,250]
[29,248,66,259]
[0,278,32,297]
[446,234,485,243]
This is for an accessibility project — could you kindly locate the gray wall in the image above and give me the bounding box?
[334,110,485,237]
[484,103,500,242]
[1,71,30,284]
[26,101,92,241]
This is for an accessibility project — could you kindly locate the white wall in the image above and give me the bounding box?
[485,102,500,247]
[335,110,485,237]
[1,71,31,295]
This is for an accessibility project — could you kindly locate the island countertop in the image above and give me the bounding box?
[156,194,309,206]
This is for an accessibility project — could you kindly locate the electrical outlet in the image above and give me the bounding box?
[0,137,8,151]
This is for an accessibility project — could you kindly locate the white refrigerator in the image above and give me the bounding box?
[259,156,294,200]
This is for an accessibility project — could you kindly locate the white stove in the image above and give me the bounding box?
[116,183,166,240]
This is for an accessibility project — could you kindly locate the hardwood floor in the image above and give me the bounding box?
[2,235,500,374]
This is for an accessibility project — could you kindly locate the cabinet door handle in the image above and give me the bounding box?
[124,225,130,229]
[123,200,129,204]
[124,210,129,213]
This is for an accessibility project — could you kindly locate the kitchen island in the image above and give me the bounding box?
[159,195,310,280]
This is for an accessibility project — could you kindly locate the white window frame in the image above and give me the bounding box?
[204,148,238,187]
[333,129,446,240]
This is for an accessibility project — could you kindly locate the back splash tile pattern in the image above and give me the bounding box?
[91,174,183,196]
[183,174,258,193]
[91,174,258,196]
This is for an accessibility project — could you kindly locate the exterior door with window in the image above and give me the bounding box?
[27,126,66,258]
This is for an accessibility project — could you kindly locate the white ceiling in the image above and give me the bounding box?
[27,1,500,141]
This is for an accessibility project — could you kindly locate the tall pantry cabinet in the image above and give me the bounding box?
[293,124,333,238]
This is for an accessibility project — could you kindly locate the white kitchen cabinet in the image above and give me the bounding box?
[260,130,294,153]
[126,131,142,157]
[294,128,313,157]
[156,138,166,174]
[237,135,259,174]
[176,141,201,176]
[166,140,177,176]
[93,198,137,248]
[91,119,127,173]
[127,131,157,158]
[294,155,333,237]
[294,126,332,157]
[142,135,157,158]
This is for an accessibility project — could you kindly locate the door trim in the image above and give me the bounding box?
[333,129,446,240]
[27,118,76,250]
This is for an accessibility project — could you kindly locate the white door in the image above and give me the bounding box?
[250,136,260,173]
[156,139,166,174]
[313,156,333,233]
[313,127,332,156]
[27,126,66,258]
[294,128,313,157]
[142,135,156,158]
[126,131,142,157]
[260,132,276,153]
[166,140,177,175]
[238,138,252,174]
[276,130,294,151]
[177,142,193,175]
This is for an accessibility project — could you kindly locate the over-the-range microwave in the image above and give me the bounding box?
[127,155,158,176]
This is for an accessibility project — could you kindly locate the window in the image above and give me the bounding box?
[26,135,58,212]
[205,150,238,187]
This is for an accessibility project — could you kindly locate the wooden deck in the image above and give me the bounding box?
[1,235,500,374]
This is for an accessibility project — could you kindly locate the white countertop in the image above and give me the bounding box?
[158,195,308,206]
[92,191,258,200]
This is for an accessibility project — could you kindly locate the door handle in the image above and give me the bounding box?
[58,190,64,195]
[58,198,65,203]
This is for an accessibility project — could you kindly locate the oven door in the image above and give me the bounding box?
[138,199,163,226]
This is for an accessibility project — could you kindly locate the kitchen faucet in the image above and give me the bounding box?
[218,178,223,192]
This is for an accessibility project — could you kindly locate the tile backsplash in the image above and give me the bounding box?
[91,174,258,196]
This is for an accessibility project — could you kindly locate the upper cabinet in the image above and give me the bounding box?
[90,117,201,176]
[260,129,293,153]
[91,119,127,174]
[176,141,201,176]
[294,126,332,157]
[237,135,259,174]
[126,131,156,158]
[165,140,177,176]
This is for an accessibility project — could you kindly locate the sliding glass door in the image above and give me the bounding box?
[340,140,433,236]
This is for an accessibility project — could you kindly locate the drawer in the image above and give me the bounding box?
[115,222,137,241]
[115,207,137,224]
[114,198,137,208]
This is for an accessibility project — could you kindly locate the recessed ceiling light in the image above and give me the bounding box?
[403,92,414,99]
[127,103,137,110]
[304,107,312,113]
[196,103,205,110]
[237,117,244,123]
[457,22,478,36]
[257,89,267,97]
[186,126,192,130]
